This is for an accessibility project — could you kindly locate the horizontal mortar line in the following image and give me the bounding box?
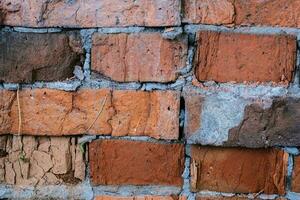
[184,24,300,38]
[92,185,182,196]
[183,82,300,99]
[195,190,282,199]
[0,78,187,92]
[2,80,300,98]
[1,26,182,34]
[94,135,185,144]
[2,24,300,38]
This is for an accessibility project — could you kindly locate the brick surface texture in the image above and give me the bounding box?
[183,0,300,28]
[0,89,179,139]
[0,0,300,199]
[292,156,300,192]
[190,146,288,195]
[89,139,185,186]
[194,31,297,83]
[92,32,188,82]
[0,32,83,83]
[0,0,181,27]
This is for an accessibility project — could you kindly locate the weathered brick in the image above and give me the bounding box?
[0,135,84,186]
[190,146,288,195]
[227,97,300,147]
[292,156,300,192]
[0,0,181,27]
[184,86,300,147]
[95,195,185,200]
[233,0,300,28]
[182,0,235,25]
[195,31,297,83]
[91,33,187,82]
[111,90,180,139]
[183,0,300,28]
[0,89,179,139]
[89,139,184,186]
[0,32,83,83]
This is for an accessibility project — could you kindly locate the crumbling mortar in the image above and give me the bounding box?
[1,24,300,95]
[0,21,300,200]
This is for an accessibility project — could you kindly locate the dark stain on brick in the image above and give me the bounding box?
[0,31,84,83]
[227,97,300,148]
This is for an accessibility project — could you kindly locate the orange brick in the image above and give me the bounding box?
[0,89,179,139]
[195,31,296,83]
[190,146,288,195]
[292,156,300,192]
[89,139,185,186]
[91,33,187,82]
[1,0,181,27]
[183,0,235,25]
[183,0,300,28]
[234,0,300,28]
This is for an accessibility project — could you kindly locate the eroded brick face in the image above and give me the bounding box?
[0,32,83,83]
[183,0,300,28]
[233,0,300,28]
[195,31,297,83]
[227,98,300,147]
[0,89,179,139]
[91,33,188,82]
[190,146,288,195]
[0,135,85,186]
[0,0,181,27]
[182,0,235,25]
[89,139,185,186]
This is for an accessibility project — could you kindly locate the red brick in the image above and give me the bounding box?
[94,195,185,200]
[0,32,83,83]
[183,0,300,28]
[183,0,235,25]
[91,33,187,82]
[190,146,288,195]
[233,0,300,28]
[292,156,300,192]
[111,90,180,139]
[89,139,184,186]
[195,31,297,83]
[0,89,179,139]
[0,0,181,27]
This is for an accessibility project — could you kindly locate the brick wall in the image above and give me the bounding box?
[0,1,300,199]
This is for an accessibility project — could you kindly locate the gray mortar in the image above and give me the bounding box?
[13,27,62,33]
[187,92,250,145]
[0,181,93,200]
[1,23,300,199]
[93,185,181,197]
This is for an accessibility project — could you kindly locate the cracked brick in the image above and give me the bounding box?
[0,88,180,139]
[0,135,85,186]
